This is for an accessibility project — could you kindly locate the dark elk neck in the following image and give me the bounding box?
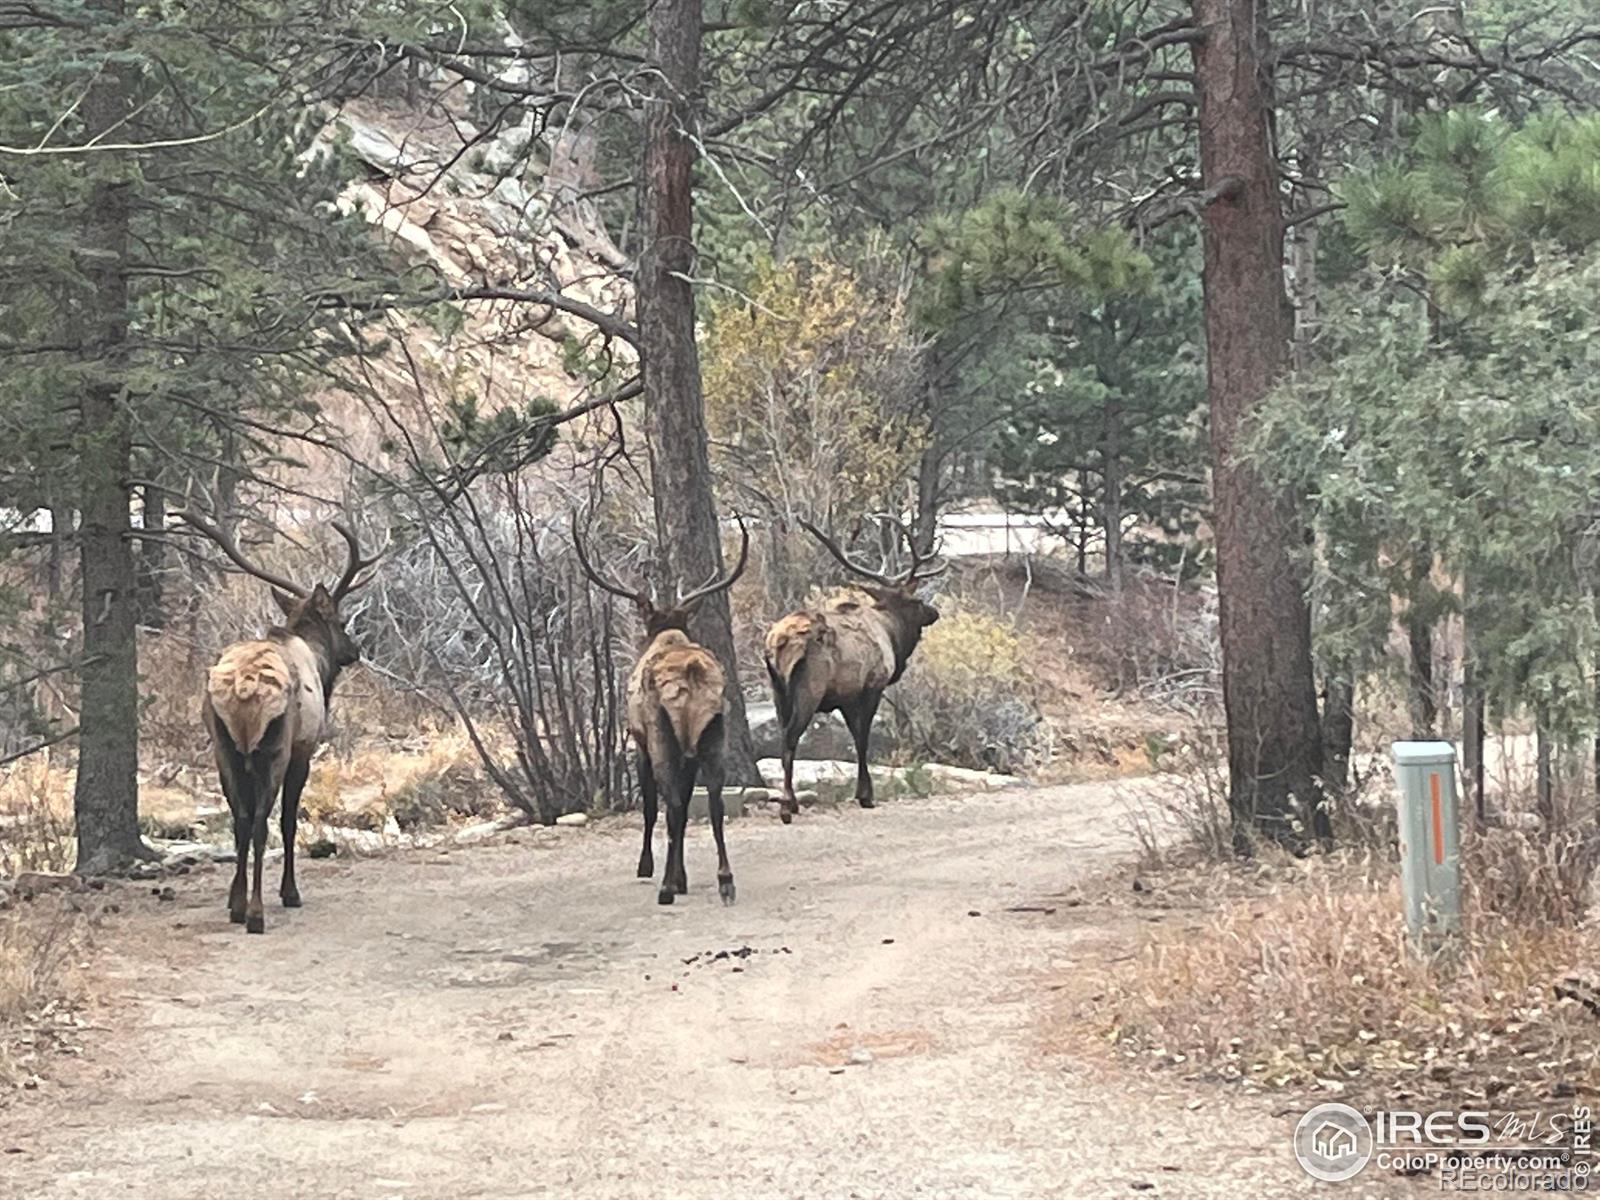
[272,620,342,705]
[885,617,925,682]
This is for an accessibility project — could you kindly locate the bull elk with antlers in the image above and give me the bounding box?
[572,517,749,906]
[187,512,382,933]
[765,519,944,821]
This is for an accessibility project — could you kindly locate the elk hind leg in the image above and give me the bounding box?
[778,661,817,824]
[699,719,733,904]
[672,756,697,896]
[652,716,689,905]
[227,786,251,925]
[214,744,251,925]
[659,789,688,907]
[637,747,658,880]
[246,735,288,934]
[845,690,882,808]
[279,753,309,908]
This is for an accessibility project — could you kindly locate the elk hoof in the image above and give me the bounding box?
[719,877,736,906]
[858,796,876,809]
[281,890,302,909]
[637,857,654,879]
[229,909,247,925]
[657,888,675,906]
[779,807,794,825]
[246,914,265,934]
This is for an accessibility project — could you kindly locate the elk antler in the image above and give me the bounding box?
[897,516,948,585]
[180,509,311,599]
[329,520,386,602]
[675,516,751,608]
[801,515,946,588]
[799,517,901,588]
[570,511,654,610]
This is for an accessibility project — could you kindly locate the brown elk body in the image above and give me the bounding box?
[190,514,380,933]
[765,521,942,820]
[574,518,748,906]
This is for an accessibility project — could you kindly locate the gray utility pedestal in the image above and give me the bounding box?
[1392,740,1462,949]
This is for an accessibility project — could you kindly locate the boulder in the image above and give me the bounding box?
[746,702,880,761]
[756,759,1023,794]
[687,789,746,822]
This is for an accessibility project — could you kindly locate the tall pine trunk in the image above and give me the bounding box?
[1406,593,1437,737]
[74,1,152,872]
[136,481,169,628]
[1321,673,1355,795]
[1102,397,1124,591]
[913,342,948,555]
[1291,135,1354,794]
[1191,0,1327,851]
[639,0,760,785]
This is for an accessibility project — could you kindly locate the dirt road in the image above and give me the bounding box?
[6,781,1334,1198]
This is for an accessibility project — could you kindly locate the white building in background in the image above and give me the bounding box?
[0,507,53,535]
[934,509,1077,558]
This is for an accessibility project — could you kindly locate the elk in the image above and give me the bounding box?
[187,511,382,934]
[764,519,944,821]
[573,518,749,906]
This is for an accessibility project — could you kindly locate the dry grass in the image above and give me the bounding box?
[1072,840,1599,1107]
[0,901,87,1086]
[0,757,75,876]
[1095,735,1600,1106]
[878,603,1054,774]
[297,730,501,833]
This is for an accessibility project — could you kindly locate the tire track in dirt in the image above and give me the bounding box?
[5,782,1340,1198]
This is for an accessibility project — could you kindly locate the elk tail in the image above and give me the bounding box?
[781,656,814,747]
[766,659,791,727]
[207,651,290,754]
[654,707,694,805]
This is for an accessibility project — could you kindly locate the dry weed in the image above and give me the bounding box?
[0,901,87,1086]
[878,603,1053,774]
[1082,843,1600,1106]
[0,758,74,876]
[298,731,500,834]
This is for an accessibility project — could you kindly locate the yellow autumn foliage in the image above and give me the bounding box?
[881,605,1052,773]
[702,253,927,519]
[916,607,1029,689]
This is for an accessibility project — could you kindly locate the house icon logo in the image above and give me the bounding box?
[1312,1121,1358,1159]
[1294,1102,1374,1182]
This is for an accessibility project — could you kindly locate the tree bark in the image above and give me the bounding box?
[1102,397,1124,591]
[1321,671,1354,796]
[1288,131,1323,372]
[1536,712,1555,830]
[638,0,760,785]
[1293,132,1349,791]
[1593,667,1599,826]
[1406,599,1436,738]
[1461,582,1486,822]
[914,439,941,556]
[913,343,948,555]
[135,481,168,628]
[1191,0,1327,851]
[73,4,153,872]
[47,498,71,601]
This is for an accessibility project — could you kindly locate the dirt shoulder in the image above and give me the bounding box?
[5,782,1335,1198]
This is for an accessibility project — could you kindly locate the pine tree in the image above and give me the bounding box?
[0,0,396,870]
